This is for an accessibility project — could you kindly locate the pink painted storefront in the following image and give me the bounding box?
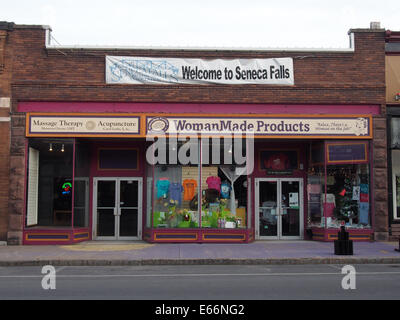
[21,102,378,244]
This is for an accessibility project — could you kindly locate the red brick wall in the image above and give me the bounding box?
[8,28,386,106]
[0,29,11,241]
[5,26,389,243]
[0,121,10,241]
[373,116,388,240]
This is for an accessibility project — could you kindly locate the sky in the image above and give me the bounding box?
[2,0,400,48]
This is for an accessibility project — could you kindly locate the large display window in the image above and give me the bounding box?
[307,141,371,230]
[152,163,200,228]
[26,139,74,227]
[150,139,200,228]
[147,138,249,230]
[201,138,249,229]
[25,138,90,229]
[200,166,248,229]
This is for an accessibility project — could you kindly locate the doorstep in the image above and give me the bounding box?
[74,240,149,245]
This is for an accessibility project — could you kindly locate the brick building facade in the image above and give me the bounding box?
[0,22,13,242]
[0,22,389,245]
[385,30,400,240]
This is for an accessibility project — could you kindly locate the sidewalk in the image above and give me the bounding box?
[0,240,399,266]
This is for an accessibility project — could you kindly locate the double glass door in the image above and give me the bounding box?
[255,178,303,240]
[93,178,142,240]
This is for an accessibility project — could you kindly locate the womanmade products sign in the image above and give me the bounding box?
[147,116,371,138]
[106,56,294,85]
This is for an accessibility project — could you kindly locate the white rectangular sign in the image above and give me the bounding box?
[28,115,140,136]
[146,116,371,138]
[289,193,299,208]
[106,56,294,85]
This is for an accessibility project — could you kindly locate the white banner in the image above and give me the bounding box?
[106,56,294,85]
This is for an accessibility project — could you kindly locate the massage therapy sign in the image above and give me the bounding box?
[146,116,372,138]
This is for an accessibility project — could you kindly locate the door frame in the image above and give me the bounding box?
[92,177,143,240]
[255,177,304,240]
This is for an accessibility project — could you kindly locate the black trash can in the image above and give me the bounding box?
[334,226,353,255]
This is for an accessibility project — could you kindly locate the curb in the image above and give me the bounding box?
[1,257,400,266]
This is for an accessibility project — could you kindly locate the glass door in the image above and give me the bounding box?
[257,180,279,238]
[255,178,303,240]
[94,178,142,240]
[95,179,117,238]
[280,180,302,239]
[118,179,141,239]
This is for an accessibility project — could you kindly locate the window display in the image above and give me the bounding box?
[307,140,371,230]
[149,138,249,230]
[327,164,370,228]
[200,138,248,229]
[307,164,371,229]
[200,167,247,229]
[152,165,200,228]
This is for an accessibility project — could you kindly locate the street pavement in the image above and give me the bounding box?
[1,264,400,300]
[0,240,399,266]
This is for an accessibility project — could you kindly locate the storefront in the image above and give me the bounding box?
[20,109,378,244]
[386,30,400,240]
[388,113,400,239]
[3,23,388,245]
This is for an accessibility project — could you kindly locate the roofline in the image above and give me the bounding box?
[44,29,356,53]
[386,30,400,43]
[45,44,356,53]
[0,21,51,31]
[14,24,51,30]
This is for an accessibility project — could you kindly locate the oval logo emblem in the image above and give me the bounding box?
[85,120,96,131]
[148,117,169,133]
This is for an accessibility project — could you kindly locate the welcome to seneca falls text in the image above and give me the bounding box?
[181,65,290,81]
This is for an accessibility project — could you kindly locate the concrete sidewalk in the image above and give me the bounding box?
[0,240,399,266]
